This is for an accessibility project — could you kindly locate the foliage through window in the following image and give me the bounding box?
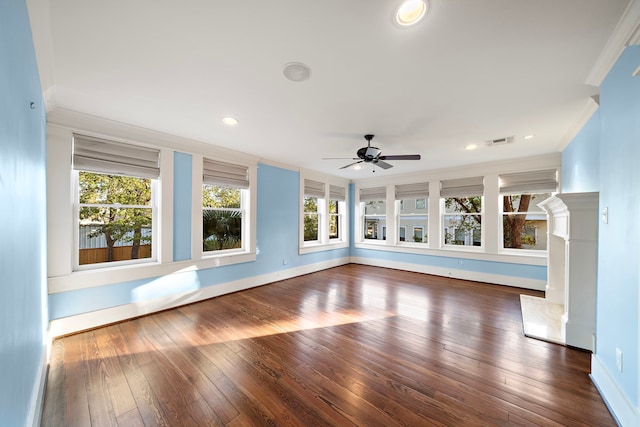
[443,197,482,246]
[502,193,550,250]
[203,184,243,252]
[78,171,154,265]
[304,196,319,241]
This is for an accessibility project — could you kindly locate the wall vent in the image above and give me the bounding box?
[485,136,515,146]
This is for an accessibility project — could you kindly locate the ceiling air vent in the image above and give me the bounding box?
[485,136,515,147]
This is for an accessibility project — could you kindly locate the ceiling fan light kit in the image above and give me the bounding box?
[330,134,421,170]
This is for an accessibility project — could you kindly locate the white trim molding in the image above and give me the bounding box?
[586,0,640,86]
[591,354,639,427]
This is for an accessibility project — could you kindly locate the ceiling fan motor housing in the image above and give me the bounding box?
[357,146,382,161]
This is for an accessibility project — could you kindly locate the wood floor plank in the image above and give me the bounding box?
[42,264,616,426]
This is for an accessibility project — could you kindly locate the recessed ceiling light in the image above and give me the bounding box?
[283,62,311,82]
[395,0,428,27]
[465,144,478,151]
[523,134,535,140]
[222,117,239,126]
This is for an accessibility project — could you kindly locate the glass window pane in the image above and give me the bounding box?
[203,185,240,208]
[364,200,386,214]
[78,172,153,266]
[443,214,481,246]
[444,197,482,214]
[203,209,243,251]
[502,193,550,250]
[399,215,428,244]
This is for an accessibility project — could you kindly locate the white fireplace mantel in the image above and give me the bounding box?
[520,192,599,351]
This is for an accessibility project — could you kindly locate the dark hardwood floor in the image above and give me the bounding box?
[41,264,615,426]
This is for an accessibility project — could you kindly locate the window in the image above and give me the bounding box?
[396,182,429,245]
[499,170,557,251]
[203,185,243,251]
[329,184,345,241]
[73,134,159,268]
[202,158,249,254]
[360,187,387,241]
[441,177,484,247]
[303,179,324,242]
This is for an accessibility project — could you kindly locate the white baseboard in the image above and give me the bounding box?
[590,353,639,426]
[27,341,48,427]
[349,256,546,291]
[49,257,350,338]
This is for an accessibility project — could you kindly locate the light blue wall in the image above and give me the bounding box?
[595,45,640,405]
[0,0,48,425]
[562,109,601,193]
[562,45,640,420]
[49,163,349,319]
[351,247,546,281]
[173,151,192,261]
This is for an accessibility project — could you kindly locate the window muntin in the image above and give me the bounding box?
[77,171,155,266]
[202,184,244,252]
[443,196,483,246]
[398,196,428,244]
[364,200,386,240]
[502,193,550,250]
[304,196,320,242]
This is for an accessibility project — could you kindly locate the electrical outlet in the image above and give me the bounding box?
[616,348,623,372]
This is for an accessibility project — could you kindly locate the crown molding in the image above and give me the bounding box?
[585,0,640,86]
[556,96,600,151]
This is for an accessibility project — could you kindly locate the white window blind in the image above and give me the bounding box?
[304,179,325,198]
[329,185,346,201]
[440,177,484,197]
[203,158,249,188]
[499,169,558,194]
[360,186,386,201]
[73,134,160,179]
[395,182,429,200]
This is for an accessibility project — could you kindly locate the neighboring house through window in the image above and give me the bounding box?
[441,177,484,247]
[396,182,429,244]
[360,186,387,241]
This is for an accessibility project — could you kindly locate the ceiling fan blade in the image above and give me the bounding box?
[374,160,393,169]
[322,157,359,160]
[378,154,421,161]
[340,160,364,169]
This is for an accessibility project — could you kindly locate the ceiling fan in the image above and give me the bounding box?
[325,134,421,170]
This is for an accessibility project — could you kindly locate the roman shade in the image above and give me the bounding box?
[329,185,346,201]
[73,134,160,179]
[203,158,249,188]
[499,169,558,194]
[440,177,484,198]
[359,186,387,201]
[304,179,325,198]
[395,182,429,200]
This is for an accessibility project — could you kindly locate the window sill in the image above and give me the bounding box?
[299,240,349,255]
[48,251,257,294]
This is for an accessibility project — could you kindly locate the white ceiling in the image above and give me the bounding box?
[30,0,630,178]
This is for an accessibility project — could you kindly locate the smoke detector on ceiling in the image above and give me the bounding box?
[485,136,515,147]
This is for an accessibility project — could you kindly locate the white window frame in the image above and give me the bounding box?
[201,184,247,256]
[73,171,159,271]
[193,155,257,266]
[299,173,349,254]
